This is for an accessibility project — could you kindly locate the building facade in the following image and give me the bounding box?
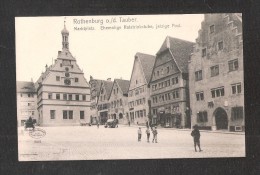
[150,36,194,128]
[89,76,102,124]
[128,52,155,125]
[35,23,90,126]
[108,79,130,124]
[189,13,244,131]
[16,81,38,126]
[97,79,113,124]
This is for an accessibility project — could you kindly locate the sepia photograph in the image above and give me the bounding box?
[15,14,245,161]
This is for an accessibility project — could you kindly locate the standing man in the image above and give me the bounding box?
[191,124,202,152]
[138,127,142,142]
[145,127,151,142]
[152,127,158,143]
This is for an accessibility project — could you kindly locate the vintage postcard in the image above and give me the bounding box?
[16,14,245,161]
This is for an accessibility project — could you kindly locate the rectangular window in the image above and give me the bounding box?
[172,90,179,99]
[63,110,68,119]
[50,110,55,119]
[48,93,52,99]
[202,48,207,57]
[196,92,204,101]
[56,93,60,100]
[210,65,219,77]
[82,95,86,101]
[231,107,243,120]
[140,110,143,117]
[80,111,84,119]
[211,87,225,98]
[69,94,72,100]
[56,76,60,81]
[218,41,224,51]
[75,78,79,82]
[76,94,79,101]
[231,83,242,94]
[210,25,215,33]
[195,70,202,81]
[63,94,67,100]
[228,59,239,71]
[69,111,73,119]
[197,111,208,123]
[153,109,157,115]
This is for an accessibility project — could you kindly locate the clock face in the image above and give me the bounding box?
[64,79,71,85]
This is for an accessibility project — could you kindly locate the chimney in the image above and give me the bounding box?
[45,64,48,71]
[107,78,111,81]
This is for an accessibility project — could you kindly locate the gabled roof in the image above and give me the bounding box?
[115,79,130,95]
[157,36,195,73]
[135,52,156,83]
[103,81,113,99]
[91,79,103,96]
[17,81,36,93]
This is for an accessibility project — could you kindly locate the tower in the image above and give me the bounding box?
[61,19,69,50]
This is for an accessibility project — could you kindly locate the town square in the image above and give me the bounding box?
[18,125,245,161]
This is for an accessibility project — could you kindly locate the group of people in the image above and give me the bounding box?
[137,124,203,152]
[137,126,158,143]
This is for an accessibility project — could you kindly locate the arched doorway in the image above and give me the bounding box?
[214,107,228,130]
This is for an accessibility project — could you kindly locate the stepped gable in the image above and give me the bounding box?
[115,79,130,96]
[35,65,52,85]
[157,36,195,73]
[136,52,156,83]
[17,81,36,93]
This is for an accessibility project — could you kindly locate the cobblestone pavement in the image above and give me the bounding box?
[18,125,245,161]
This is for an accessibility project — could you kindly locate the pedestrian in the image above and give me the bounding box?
[128,120,130,127]
[97,122,99,129]
[152,127,158,143]
[138,127,142,142]
[145,127,150,142]
[191,124,202,152]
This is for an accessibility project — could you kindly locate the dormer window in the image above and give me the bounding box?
[210,25,215,34]
[75,78,79,82]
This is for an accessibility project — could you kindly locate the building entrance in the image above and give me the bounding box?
[214,107,228,130]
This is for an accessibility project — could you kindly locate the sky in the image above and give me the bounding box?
[15,14,204,82]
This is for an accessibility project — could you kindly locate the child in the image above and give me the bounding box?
[145,127,150,142]
[152,127,158,143]
[191,124,202,152]
[138,127,142,142]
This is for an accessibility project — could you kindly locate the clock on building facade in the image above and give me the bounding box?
[64,78,71,85]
